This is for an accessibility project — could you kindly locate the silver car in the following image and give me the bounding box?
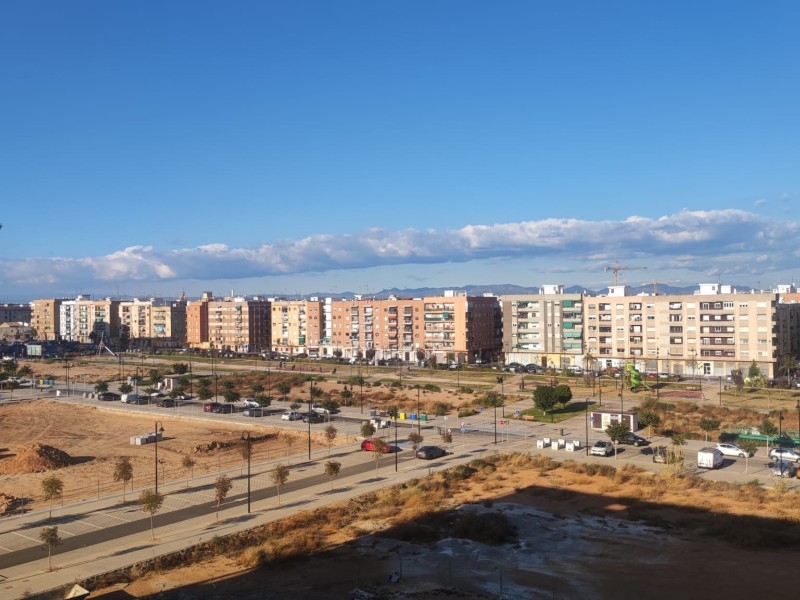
[770,461,797,478]
[715,443,751,458]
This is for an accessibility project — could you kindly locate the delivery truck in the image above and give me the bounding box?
[697,447,724,469]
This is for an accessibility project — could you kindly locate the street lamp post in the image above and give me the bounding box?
[154,420,164,494]
[241,430,251,513]
[417,386,421,435]
[493,402,498,445]
[360,377,364,414]
[778,411,784,444]
[308,382,314,460]
[585,397,590,456]
[796,400,800,442]
[394,416,398,472]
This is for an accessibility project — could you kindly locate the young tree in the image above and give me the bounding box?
[324,424,338,456]
[113,457,134,502]
[605,422,631,460]
[289,400,301,411]
[251,383,265,397]
[638,410,662,437]
[39,526,61,571]
[181,455,196,487]
[239,436,252,475]
[553,384,573,406]
[271,464,290,505]
[533,386,558,414]
[223,388,241,404]
[119,382,133,395]
[41,475,64,519]
[197,378,213,402]
[698,417,721,443]
[371,438,389,472]
[747,360,761,383]
[214,474,233,522]
[738,439,759,474]
[339,388,353,406]
[138,489,164,540]
[324,460,341,491]
[361,421,376,439]
[281,432,296,464]
[277,382,291,401]
[760,417,778,448]
[441,430,453,451]
[171,362,189,375]
[408,431,424,465]
[94,380,109,393]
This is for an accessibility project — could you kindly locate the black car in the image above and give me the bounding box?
[97,392,121,401]
[618,433,650,447]
[302,412,326,424]
[212,403,234,414]
[156,398,176,408]
[416,445,447,460]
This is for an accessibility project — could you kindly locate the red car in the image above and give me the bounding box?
[360,439,393,453]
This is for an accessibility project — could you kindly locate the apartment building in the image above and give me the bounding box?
[119,296,187,350]
[583,284,794,378]
[270,298,324,357]
[422,291,502,365]
[503,285,584,369]
[30,299,63,341]
[329,296,425,362]
[60,297,121,345]
[186,292,213,349]
[0,303,32,326]
[206,295,270,354]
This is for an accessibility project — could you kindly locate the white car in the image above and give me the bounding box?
[715,443,751,458]
[768,448,800,463]
[590,440,614,457]
[281,411,303,421]
[241,398,260,409]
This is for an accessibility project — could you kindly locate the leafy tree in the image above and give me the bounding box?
[738,439,759,473]
[197,378,213,402]
[553,384,573,406]
[638,410,661,437]
[289,400,301,411]
[310,384,324,401]
[222,380,235,393]
[255,393,271,407]
[94,380,109,393]
[138,489,164,540]
[39,526,61,571]
[223,388,241,404]
[441,430,453,449]
[361,421,376,439]
[277,382,291,401]
[214,475,233,522]
[366,348,376,363]
[324,424,338,455]
[147,368,163,387]
[271,464,290,505]
[747,360,761,383]
[113,457,134,502]
[371,438,389,472]
[533,386,558,414]
[339,388,353,406]
[605,422,631,459]
[698,417,721,442]
[760,417,778,448]
[408,431,424,465]
[172,362,189,375]
[251,383,265,396]
[318,398,340,413]
[119,382,133,395]
[324,460,341,490]
[280,432,296,464]
[41,475,64,519]
[181,455,196,487]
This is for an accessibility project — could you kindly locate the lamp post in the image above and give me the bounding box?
[585,397,590,456]
[493,401,498,445]
[308,381,314,460]
[417,386,421,435]
[778,411,784,445]
[796,400,800,442]
[63,362,72,397]
[360,377,364,415]
[240,430,251,513]
[154,420,164,494]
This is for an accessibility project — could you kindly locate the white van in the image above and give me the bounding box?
[697,447,724,469]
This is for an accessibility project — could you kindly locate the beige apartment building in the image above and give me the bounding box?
[503,285,584,369]
[65,297,121,345]
[270,299,324,357]
[30,299,63,341]
[119,296,187,350]
[583,284,796,378]
[205,295,270,354]
[186,292,213,348]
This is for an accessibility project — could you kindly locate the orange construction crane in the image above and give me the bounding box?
[603,260,646,286]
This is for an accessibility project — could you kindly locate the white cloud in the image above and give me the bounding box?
[1,209,799,295]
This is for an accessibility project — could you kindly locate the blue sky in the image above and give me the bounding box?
[1,1,798,301]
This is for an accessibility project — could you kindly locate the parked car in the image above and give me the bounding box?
[97,392,121,402]
[303,412,326,424]
[768,448,800,463]
[590,440,614,457]
[241,398,260,409]
[123,393,148,405]
[771,460,797,478]
[213,403,234,414]
[281,411,304,421]
[156,398,176,408]
[618,433,650,447]
[203,402,221,413]
[243,408,264,418]
[715,442,752,458]
[360,439,393,452]
[312,403,339,414]
[652,445,668,464]
[416,445,447,460]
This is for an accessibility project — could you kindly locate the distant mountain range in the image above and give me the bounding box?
[303,283,728,300]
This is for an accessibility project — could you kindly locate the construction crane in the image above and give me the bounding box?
[603,260,646,286]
